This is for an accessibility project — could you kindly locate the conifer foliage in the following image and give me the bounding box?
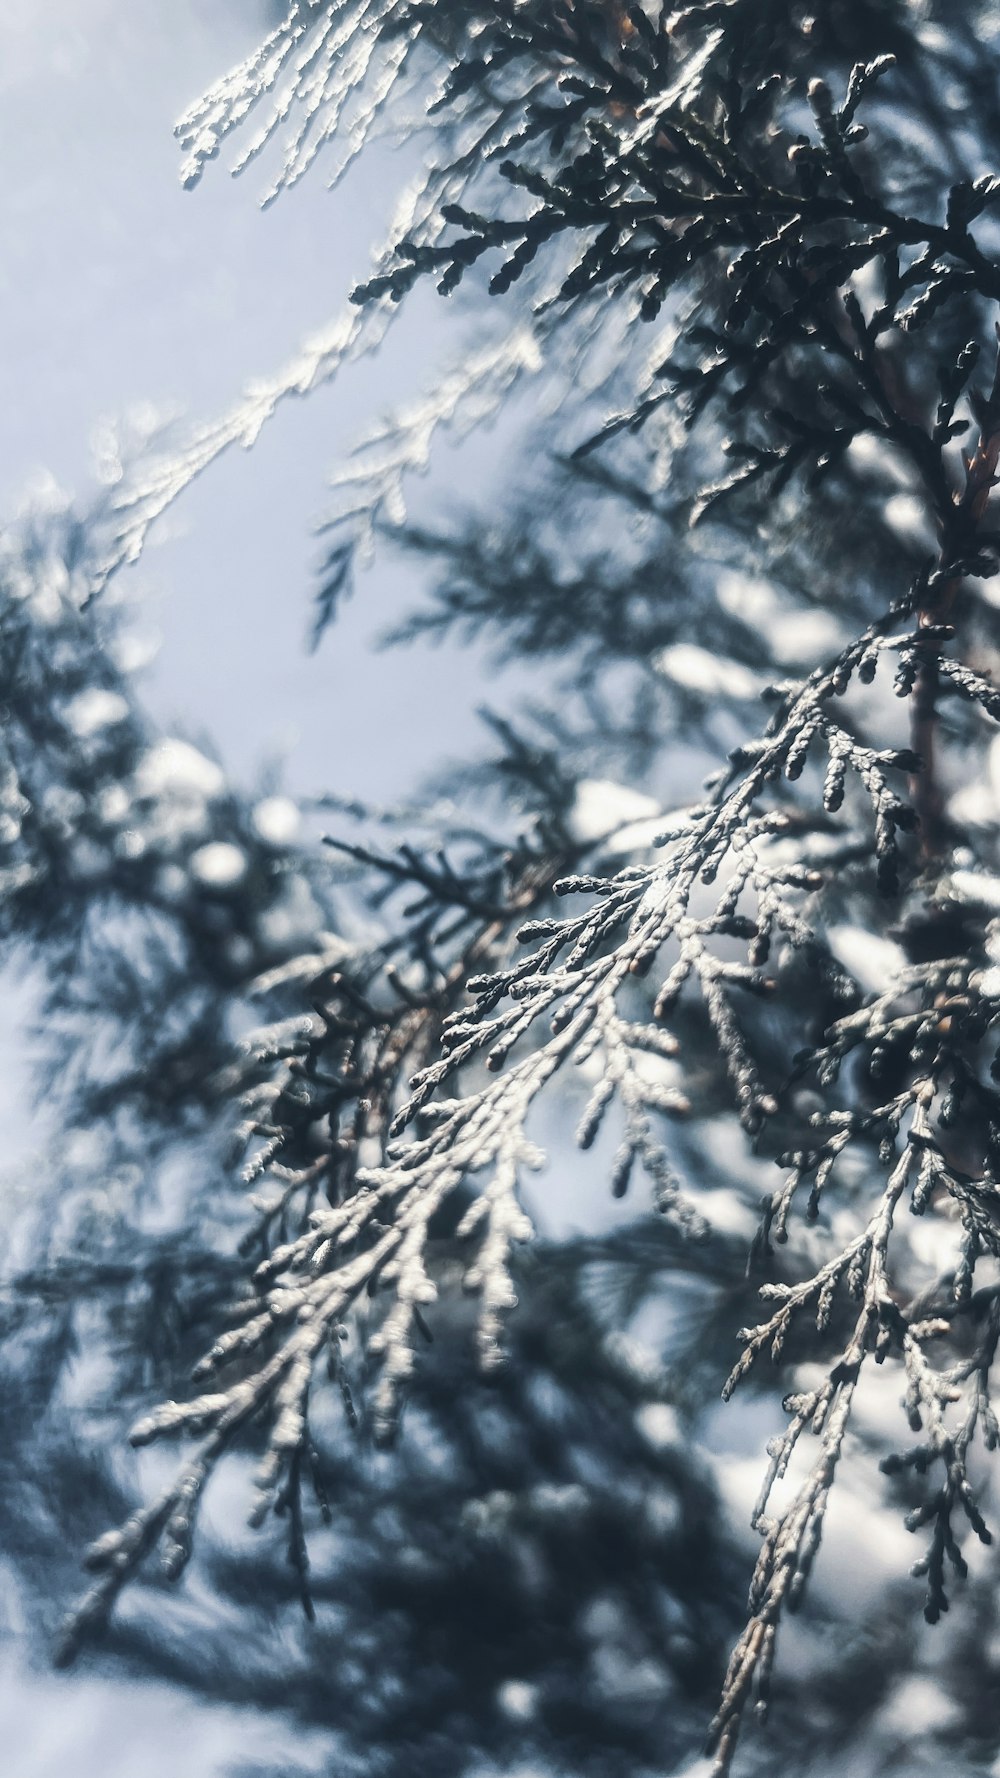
[10,2,1000,1773]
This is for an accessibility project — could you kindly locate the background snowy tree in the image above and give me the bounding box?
[5,2,1000,1774]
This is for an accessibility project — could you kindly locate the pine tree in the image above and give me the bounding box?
[7,3,1000,1774]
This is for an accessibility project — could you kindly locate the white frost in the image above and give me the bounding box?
[251,795,300,845]
[64,689,129,737]
[767,609,843,663]
[879,1676,958,1739]
[568,778,661,847]
[634,1402,681,1450]
[716,570,780,627]
[988,732,1000,806]
[655,642,760,700]
[496,1680,537,1722]
[950,868,1000,911]
[716,571,841,662]
[948,781,997,829]
[97,784,131,826]
[112,630,160,675]
[826,925,906,995]
[884,491,932,544]
[189,842,247,888]
[135,740,225,801]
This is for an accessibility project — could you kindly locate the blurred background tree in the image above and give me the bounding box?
[5,3,1000,1775]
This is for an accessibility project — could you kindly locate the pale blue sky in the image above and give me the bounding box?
[0,0,511,805]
